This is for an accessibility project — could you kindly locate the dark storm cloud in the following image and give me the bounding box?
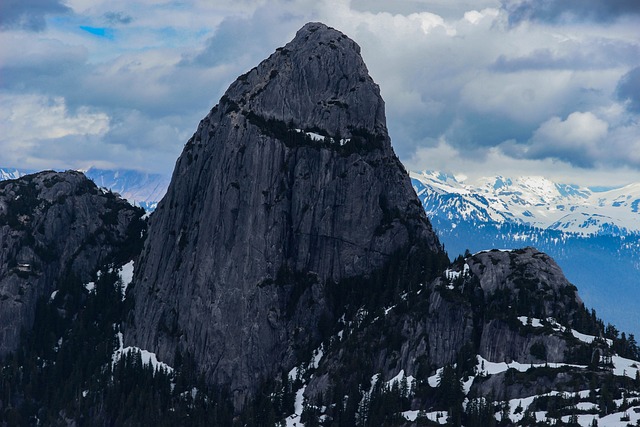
[183,18,255,67]
[104,12,133,25]
[492,42,640,72]
[181,12,302,68]
[445,112,536,152]
[1,44,216,120]
[0,43,87,95]
[0,0,71,31]
[504,0,640,24]
[617,66,640,112]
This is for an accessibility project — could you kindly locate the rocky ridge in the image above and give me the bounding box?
[0,170,144,356]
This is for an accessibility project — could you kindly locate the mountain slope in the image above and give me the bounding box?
[1,23,640,427]
[0,167,168,212]
[83,168,169,211]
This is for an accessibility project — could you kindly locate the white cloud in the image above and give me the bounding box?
[498,109,640,173]
[0,94,185,174]
[0,0,638,186]
[532,111,608,150]
[554,111,605,134]
[406,136,640,187]
[0,94,109,142]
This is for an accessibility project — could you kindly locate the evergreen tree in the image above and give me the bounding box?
[437,364,464,426]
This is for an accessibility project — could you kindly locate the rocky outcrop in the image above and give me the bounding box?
[126,22,446,407]
[125,22,597,412]
[304,247,586,400]
[0,171,144,357]
[466,248,583,324]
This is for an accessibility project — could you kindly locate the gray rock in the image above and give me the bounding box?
[223,22,387,140]
[126,22,445,407]
[305,247,590,401]
[467,247,583,320]
[478,319,568,364]
[0,170,144,356]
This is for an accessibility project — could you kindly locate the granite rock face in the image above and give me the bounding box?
[0,171,144,356]
[467,248,582,308]
[126,22,445,406]
[469,248,582,364]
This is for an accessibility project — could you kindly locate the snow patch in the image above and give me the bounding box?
[476,355,586,376]
[445,263,469,282]
[612,355,640,379]
[285,385,306,427]
[119,260,134,299]
[311,346,323,370]
[112,331,173,373]
[572,329,613,346]
[517,316,544,328]
[402,410,448,424]
[386,369,415,392]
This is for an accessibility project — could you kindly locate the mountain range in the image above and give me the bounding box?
[6,167,638,238]
[412,171,640,236]
[1,22,639,426]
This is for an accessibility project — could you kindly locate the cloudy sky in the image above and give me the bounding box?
[1,0,639,187]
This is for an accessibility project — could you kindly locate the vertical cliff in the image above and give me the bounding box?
[126,22,446,405]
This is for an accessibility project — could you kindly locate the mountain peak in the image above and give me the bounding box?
[127,22,444,407]
[294,22,359,51]
[219,21,387,143]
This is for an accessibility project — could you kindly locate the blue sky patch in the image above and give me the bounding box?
[80,25,114,39]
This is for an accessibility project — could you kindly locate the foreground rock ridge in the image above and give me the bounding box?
[0,170,144,356]
[126,22,446,404]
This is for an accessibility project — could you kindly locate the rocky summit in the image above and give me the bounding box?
[126,22,446,407]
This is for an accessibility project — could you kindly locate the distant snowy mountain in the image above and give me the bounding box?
[0,168,30,181]
[82,168,169,212]
[412,170,640,235]
[0,167,169,211]
[412,170,640,337]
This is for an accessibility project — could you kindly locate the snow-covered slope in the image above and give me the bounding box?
[412,171,640,236]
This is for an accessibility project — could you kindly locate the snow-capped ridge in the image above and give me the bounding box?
[411,170,640,236]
